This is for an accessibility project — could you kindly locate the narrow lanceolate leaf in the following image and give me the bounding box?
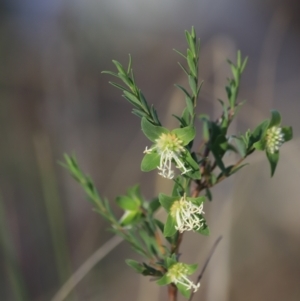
[188,75,197,96]
[141,117,168,142]
[185,96,194,116]
[112,60,127,76]
[184,152,201,180]
[163,215,177,237]
[125,259,145,274]
[187,49,197,77]
[123,91,141,107]
[174,84,191,99]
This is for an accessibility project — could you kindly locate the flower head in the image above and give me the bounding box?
[265,126,284,154]
[167,263,200,292]
[141,117,200,179]
[144,132,190,179]
[170,194,204,233]
[159,193,208,237]
[252,110,293,177]
[157,259,200,297]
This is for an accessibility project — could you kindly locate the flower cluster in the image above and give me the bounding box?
[170,194,204,233]
[159,193,207,237]
[265,126,285,154]
[141,117,200,180]
[167,263,200,292]
[157,258,199,297]
[144,132,191,179]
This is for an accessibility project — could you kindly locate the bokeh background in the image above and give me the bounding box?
[1,0,300,300]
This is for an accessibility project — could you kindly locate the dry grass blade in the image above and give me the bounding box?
[50,235,123,301]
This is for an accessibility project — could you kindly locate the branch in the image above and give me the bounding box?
[188,236,223,301]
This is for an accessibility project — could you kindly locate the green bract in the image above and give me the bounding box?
[141,117,200,180]
[159,193,208,237]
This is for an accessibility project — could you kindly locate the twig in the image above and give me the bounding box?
[188,236,223,301]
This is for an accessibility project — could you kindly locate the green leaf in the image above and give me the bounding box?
[187,49,197,77]
[112,60,127,76]
[266,151,279,177]
[164,215,177,237]
[185,263,198,275]
[166,255,177,267]
[149,198,161,213]
[196,222,210,236]
[172,127,195,145]
[181,107,190,127]
[123,91,140,107]
[189,196,205,207]
[188,75,197,96]
[269,110,281,127]
[234,137,247,157]
[141,152,160,172]
[119,210,140,226]
[141,117,168,142]
[125,259,145,274]
[251,120,269,143]
[127,54,132,74]
[159,194,177,211]
[183,152,201,180]
[206,188,213,201]
[174,84,191,99]
[115,196,140,211]
[177,283,191,298]
[185,96,194,116]
[118,74,133,88]
[282,126,293,142]
[108,81,128,92]
[199,114,210,141]
[157,274,171,286]
[228,163,249,176]
[253,140,266,151]
[173,48,187,59]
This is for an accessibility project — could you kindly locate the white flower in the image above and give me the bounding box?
[144,133,191,179]
[170,194,204,233]
[167,263,200,292]
[266,126,285,154]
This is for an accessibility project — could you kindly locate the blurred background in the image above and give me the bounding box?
[0,0,300,300]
